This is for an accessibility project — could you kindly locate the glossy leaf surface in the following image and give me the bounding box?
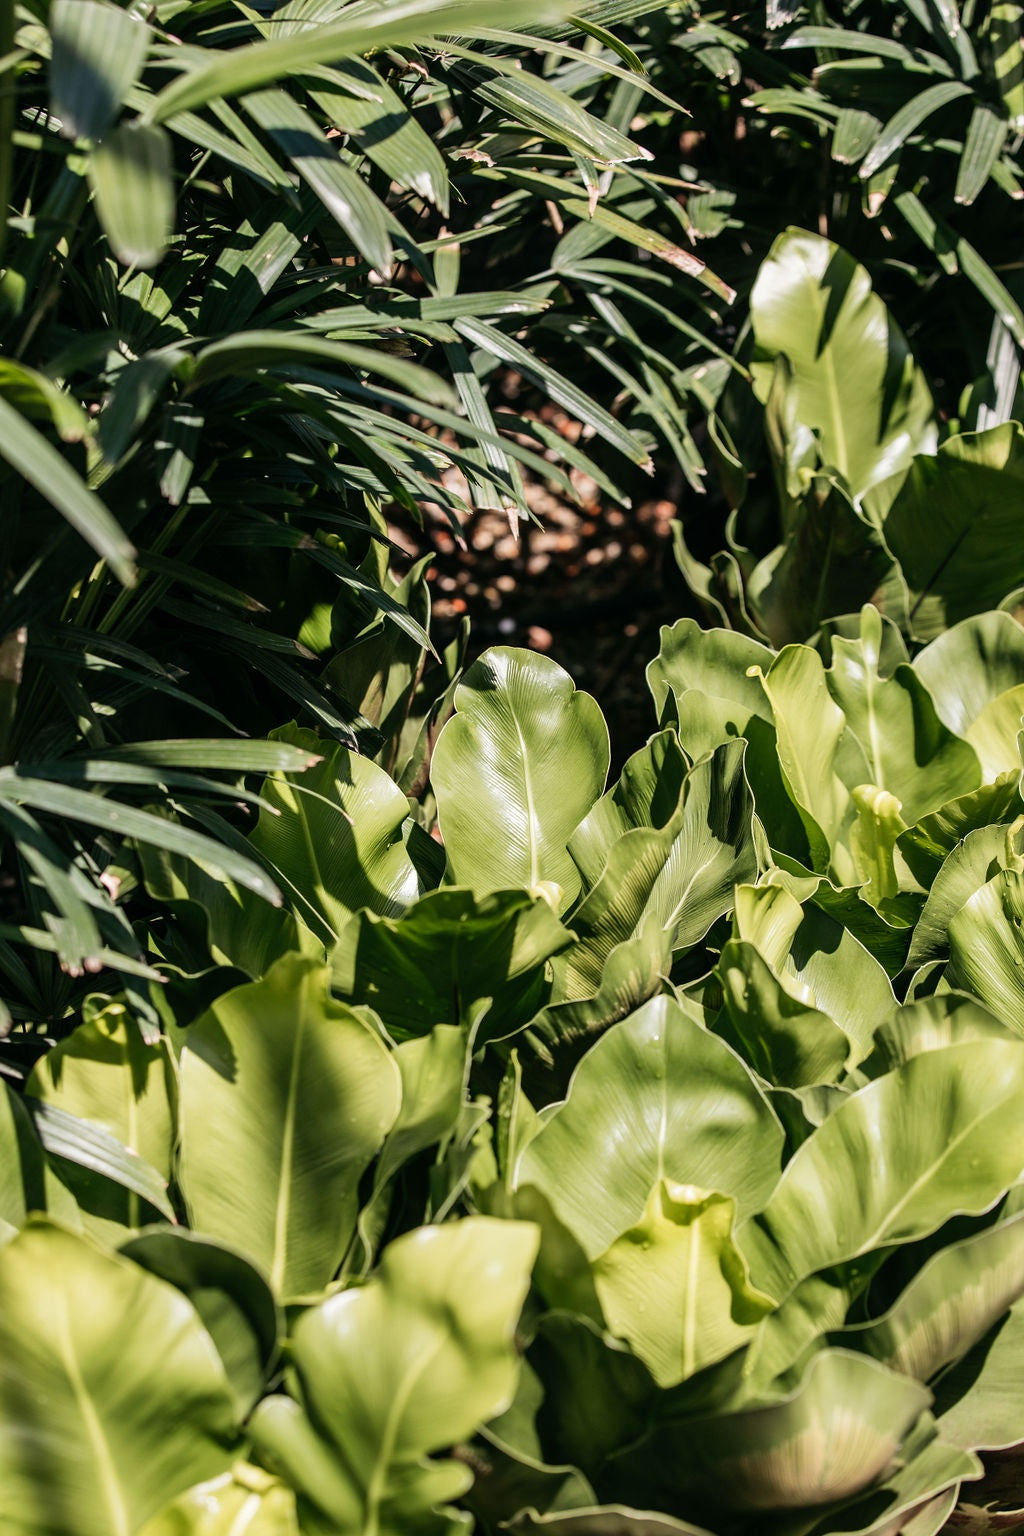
[742,1041,1024,1297]
[249,1219,539,1534]
[249,725,424,944]
[432,648,609,911]
[591,1181,773,1386]
[177,955,401,1294]
[0,1222,235,1536]
[517,997,784,1255]
[749,229,935,510]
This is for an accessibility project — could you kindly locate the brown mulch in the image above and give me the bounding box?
[392,468,691,772]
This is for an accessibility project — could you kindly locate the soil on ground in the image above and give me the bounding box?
[391,432,696,772]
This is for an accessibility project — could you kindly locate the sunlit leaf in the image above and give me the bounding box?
[177,955,401,1295]
[516,996,784,1255]
[0,1222,236,1536]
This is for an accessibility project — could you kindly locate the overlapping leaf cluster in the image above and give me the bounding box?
[0,0,724,1030]
[520,0,1024,499]
[3,593,1024,1531]
[3,0,1024,1532]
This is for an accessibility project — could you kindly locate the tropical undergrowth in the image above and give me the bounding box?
[6,589,1024,1533]
[3,0,1024,1532]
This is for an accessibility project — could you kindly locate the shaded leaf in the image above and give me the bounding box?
[516,996,784,1256]
[89,121,175,269]
[332,887,571,1042]
[884,424,1024,640]
[0,1222,236,1536]
[749,229,935,512]
[121,1229,280,1420]
[249,1219,538,1534]
[50,0,149,140]
[741,1041,1024,1298]
[0,395,135,585]
[558,740,758,997]
[592,1180,773,1387]
[177,955,401,1295]
[248,724,423,945]
[847,1211,1024,1383]
[612,1349,930,1515]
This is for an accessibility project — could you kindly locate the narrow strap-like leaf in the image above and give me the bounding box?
[50,0,149,140]
[0,396,135,585]
[88,120,174,268]
[859,80,973,180]
[25,1098,176,1221]
[0,774,281,903]
[955,101,1009,206]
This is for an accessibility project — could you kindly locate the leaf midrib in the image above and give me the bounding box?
[271,1006,306,1294]
[55,1291,130,1536]
[509,701,540,888]
[855,1105,996,1256]
[806,271,850,488]
[363,1332,444,1536]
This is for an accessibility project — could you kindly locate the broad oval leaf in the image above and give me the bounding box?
[535,1314,667,1493]
[0,1082,80,1233]
[28,1001,173,1182]
[591,1180,773,1388]
[248,1219,539,1534]
[865,993,1015,1074]
[884,423,1024,640]
[847,1211,1024,1382]
[708,1414,977,1536]
[0,1221,236,1536]
[936,1297,1024,1451]
[177,954,401,1295]
[825,606,980,822]
[717,938,851,1088]
[529,921,675,1053]
[19,1009,174,1229]
[898,772,1022,893]
[249,724,425,944]
[140,1466,298,1535]
[731,883,895,1063]
[905,824,1005,970]
[515,996,784,1256]
[741,1041,1024,1298]
[558,740,758,998]
[121,1228,280,1419]
[353,1026,466,1273]
[568,730,690,892]
[432,647,609,912]
[613,1349,929,1514]
[332,886,572,1042]
[26,1098,173,1226]
[139,841,318,980]
[646,620,774,753]
[947,864,1024,1033]
[749,229,936,511]
[912,611,1024,739]
[965,683,1024,780]
[754,643,856,880]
